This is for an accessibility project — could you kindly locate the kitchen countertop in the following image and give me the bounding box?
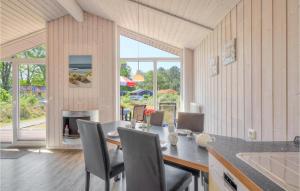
[207,135,299,191]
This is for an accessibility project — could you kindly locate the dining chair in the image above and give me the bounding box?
[171,112,205,191]
[118,127,192,191]
[177,112,204,133]
[150,111,164,126]
[132,104,146,122]
[77,119,125,191]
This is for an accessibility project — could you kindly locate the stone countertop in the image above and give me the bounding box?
[207,135,299,191]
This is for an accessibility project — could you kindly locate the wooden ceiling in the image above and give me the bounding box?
[1,0,240,48]
[77,0,240,48]
[0,0,67,45]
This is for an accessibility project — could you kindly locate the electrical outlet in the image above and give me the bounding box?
[248,129,256,141]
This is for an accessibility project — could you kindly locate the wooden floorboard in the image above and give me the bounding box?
[0,146,202,191]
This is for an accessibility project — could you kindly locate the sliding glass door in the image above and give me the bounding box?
[18,64,46,140]
[0,62,13,143]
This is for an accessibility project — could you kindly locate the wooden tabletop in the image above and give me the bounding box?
[101,121,208,172]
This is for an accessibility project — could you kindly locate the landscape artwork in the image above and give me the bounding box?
[69,55,92,88]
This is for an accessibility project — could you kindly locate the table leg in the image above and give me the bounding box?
[194,175,198,191]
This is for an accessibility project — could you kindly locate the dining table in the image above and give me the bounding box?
[101,121,209,173]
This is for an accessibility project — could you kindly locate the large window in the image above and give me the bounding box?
[119,35,181,125]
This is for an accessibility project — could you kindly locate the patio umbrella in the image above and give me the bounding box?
[120,76,136,87]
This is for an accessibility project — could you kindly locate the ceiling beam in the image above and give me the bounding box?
[0,29,46,59]
[127,0,213,31]
[56,0,84,22]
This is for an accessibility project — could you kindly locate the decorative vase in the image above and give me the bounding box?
[168,124,175,133]
[64,125,69,137]
[168,132,178,146]
[130,119,136,129]
[146,116,151,127]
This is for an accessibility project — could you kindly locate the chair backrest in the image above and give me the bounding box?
[150,111,164,126]
[133,105,146,122]
[159,102,177,125]
[177,112,204,133]
[118,127,166,191]
[77,119,110,179]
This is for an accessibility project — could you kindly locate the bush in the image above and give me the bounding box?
[20,101,31,119]
[24,94,38,105]
[19,94,44,120]
[0,88,11,102]
[0,102,12,123]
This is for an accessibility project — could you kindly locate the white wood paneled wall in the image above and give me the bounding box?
[194,0,299,141]
[183,48,194,112]
[47,13,115,148]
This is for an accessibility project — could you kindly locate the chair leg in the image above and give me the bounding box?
[194,175,198,191]
[105,179,110,191]
[85,171,90,191]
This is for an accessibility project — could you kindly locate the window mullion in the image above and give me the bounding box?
[153,61,157,110]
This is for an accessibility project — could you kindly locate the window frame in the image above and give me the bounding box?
[117,57,182,119]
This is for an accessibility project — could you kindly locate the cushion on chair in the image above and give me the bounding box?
[109,149,125,178]
[165,165,192,191]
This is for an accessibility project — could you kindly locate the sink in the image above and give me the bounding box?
[237,152,300,191]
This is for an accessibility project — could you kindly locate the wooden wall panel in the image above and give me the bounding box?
[225,14,232,137]
[236,1,244,139]
[193,0,299,141]
[251,0,262,141]
[287,0,299,140]
[261,0,273,141]
[273,0,287,141]
[183,48,194,112]
[217,25,222,136]
[231,7,238,138]
[221,20,227,136]
[47,13,115,148]
[243,0,252,140]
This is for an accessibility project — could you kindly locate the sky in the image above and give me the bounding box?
[120,35,180,74]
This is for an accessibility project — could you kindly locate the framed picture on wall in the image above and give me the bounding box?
[69,55,92,88]
[209,56,219,77]
[223,38,236,65]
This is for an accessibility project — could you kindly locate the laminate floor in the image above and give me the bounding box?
[0,146,203,191]
[0,147,125,191]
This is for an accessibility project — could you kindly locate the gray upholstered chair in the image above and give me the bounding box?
[132,104,146,122]
[77,120,124,191]
[150,111,164,126]
[177,112,204,133]
[118,127,192,191]
[172,112,205,191]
